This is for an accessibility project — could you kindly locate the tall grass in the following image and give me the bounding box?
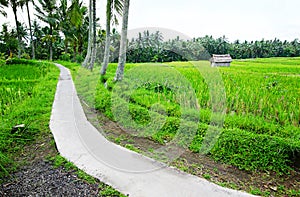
[0,60,59,177]
[72,58,300,172]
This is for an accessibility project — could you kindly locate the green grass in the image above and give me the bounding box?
[0,60,125,196]
[74,58,300,173]
[0,59,59,177]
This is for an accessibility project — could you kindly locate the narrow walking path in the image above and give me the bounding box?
[50,64,256,197]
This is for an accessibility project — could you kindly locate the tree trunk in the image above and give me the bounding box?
[64,39,68,54]
[114,0,130,81]
[100,0,112,75]
[88,0,96,70]
[78,37,83,55]
[49,24,53,61]
[73,40,77,62]
[12,5,22,58]
[26,1,35,59]
[82,0,92,68]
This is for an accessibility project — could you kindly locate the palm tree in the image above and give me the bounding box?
[35,0,57,61]
[9,0,24,58]
[67,0,87,61]
[87,0,96,70]
[82,0,92,68]
[0,0,8,16]
[100,0,123,75]
[114,0,130,81]
[23,0,35,59]
[57,0,69,54]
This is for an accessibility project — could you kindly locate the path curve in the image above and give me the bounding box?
[50,64,256,197]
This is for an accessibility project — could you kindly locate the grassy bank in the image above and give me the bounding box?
[0,59,125,197]
[0,59,59,176]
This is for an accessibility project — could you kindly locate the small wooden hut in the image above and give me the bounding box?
[210,54,232,67]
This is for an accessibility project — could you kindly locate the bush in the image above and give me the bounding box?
[76,55,84,63]
[0,52,6,60]
[5,58,35,65]
[21,53,30,59]
[210,129,299,172]
[95,83,113,119]
[60,52,71,61]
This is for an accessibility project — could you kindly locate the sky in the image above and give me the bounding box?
[0,0,299,42]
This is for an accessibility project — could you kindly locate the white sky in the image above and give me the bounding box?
[0,0,299,42]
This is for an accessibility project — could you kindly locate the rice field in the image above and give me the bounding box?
[89,57,300,172]
[0,60,58,176]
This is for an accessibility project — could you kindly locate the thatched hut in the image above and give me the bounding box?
[210,54,232,67]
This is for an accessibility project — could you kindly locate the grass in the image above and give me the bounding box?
[0,59,125,196]
[59,59,300,196]
[71,58,300,173]
[0,59,59,177]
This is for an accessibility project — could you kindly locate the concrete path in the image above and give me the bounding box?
[50,64,256,197]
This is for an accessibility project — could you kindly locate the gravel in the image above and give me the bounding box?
[0,160,100,196]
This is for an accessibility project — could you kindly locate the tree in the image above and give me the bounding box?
[82,0,92,67]
[114,0,130,81]
[0,0,8,16]
[23,0,35,59]
[68,0,87,62]
[100,0,123,75]
[35,0,57,61]
[87,0,96,70]
[57,0,69,54]
[0,23,18,57]
[9,0,24,58]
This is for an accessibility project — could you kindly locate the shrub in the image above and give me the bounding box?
[76,55,84,63]
[5,58,35,65]
[210,129,299,172]
[60,52,71,61]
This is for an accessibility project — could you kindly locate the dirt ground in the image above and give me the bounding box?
[82,102,300,197]
[0,117,124,197]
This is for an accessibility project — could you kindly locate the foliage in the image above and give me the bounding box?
[5,58,37,65]
[126,32,300,63]
[60,52,71,61]
[0,0,8,16]
[0,24,18,58]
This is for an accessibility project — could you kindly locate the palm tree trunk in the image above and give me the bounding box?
[26,1,35,59]
[100,0,112,75]
[73,40,77,62]
[82,0,92,68]
[114,0,130,81]
[88,0,96,70]
[64,39,68,53]
[12,4,22,58]
[49,24,53,61]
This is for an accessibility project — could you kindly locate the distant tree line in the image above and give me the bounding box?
[125,32,300,62]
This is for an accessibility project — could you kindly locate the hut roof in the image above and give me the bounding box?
[210,54,232,63]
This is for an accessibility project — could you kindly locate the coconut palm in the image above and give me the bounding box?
[35,0,57,61]
[114,0,130,81]
[8,0,24,58]
[57,0,69,54]
[87,0,96,70]
[22,0,35,59]
[0,0,8,16]
[82,0,92,67]
[67,0,87,61]
[100,0,123,75]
